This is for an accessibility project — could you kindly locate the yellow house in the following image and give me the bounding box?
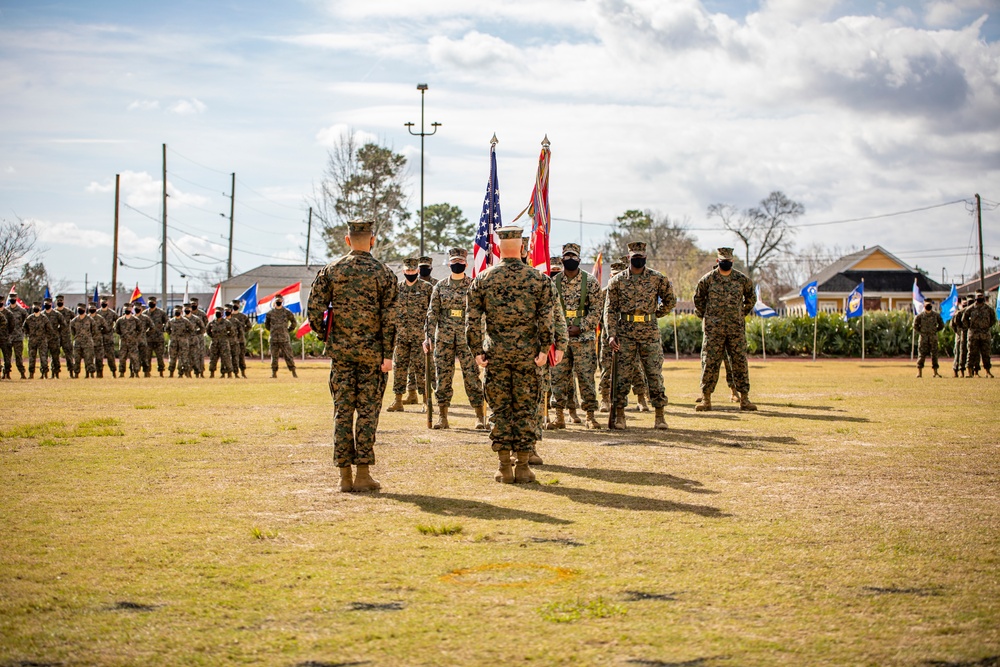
[780,246,950,313]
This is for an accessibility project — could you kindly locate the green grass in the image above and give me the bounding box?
[1,359,998,666]
[417,523,464,536]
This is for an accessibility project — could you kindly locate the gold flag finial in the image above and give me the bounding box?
[541,134,550,148]
[490,133,499,147]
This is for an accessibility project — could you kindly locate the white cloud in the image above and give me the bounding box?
[168,98,207,115]
[316,124,378,148]
[126,99,160,111]
[86,171,210,208]
[31,218,113,248]
[428,31,525,72]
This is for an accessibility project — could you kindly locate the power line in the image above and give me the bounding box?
[235,176,305,211]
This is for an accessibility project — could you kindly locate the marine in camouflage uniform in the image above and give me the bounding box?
[913,300,945,377]
[114,305,142,378]
[70,304,98,378]
[42,299,64,378]
[693,247,756,412]
[229,300,250,377]
[53,295,76,377]
[951,296,973,377]
[6,294,28,378]
[307,220,398,493]
[224,306,243,377]
[0,301,13,379]
[468,225,557,483]
[145,297,169,376]
[549,243,603,430]
[24,302,54,378]
[133,302,153,377]
[408,255,439,396]
[387,257,433,412]
[166,307,194,377]
[95,296,118,377]
[265,297,298,378]
[424,248,485,429]
[965,290,997,378]
[206,309,234,377]
[605,242,676,429]
[189,298,209,377]
[598,259,648,412]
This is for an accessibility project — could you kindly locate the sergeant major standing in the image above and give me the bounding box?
[387,258,433,412]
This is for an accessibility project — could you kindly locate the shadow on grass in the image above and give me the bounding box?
[754,409,871,423]
[540,464,718,495]
[754,402,844,412]
[523,484,729,517]
[294,661,372,667]
[382,493,572,525]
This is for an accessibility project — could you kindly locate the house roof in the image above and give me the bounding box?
[957,270,1000,295]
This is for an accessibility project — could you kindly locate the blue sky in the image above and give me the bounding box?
[1,0,998,294]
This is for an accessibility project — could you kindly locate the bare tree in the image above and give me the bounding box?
[707,191,803,279]
[0,217,40,286]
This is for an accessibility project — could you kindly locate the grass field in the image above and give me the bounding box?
[1,358,998,667]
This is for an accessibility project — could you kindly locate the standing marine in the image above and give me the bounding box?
[265,295,298,378]
[70,303,98,378]
[387,257,433,412]
[206,307,235,378]
[52,295,76,377]
[114,303,142,378]
[24,302,54,379]
[166,306,194,378]
[0,300,13,379]
[913,300,944,378]
[145,296,169,376]
[965,290,997,378]
[229,300,250,378]
[5,293,28,379]
[95,295,118,378]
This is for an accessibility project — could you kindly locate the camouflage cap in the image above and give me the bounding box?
[55,294,65,299]
[496,225,524,240]
[610,261,627,272]
[148,296,157,302]
[448,247,468,260]
[403,257,419,270]
[32,301,41,306]
[8,291,16,296]
[627,241,647,256]
[975,290,985,297]
[550,256,564,269]
[418,255,433,266]
[347,220,374,234]
[99,294,111,299]
[618,255,629,264]
[561,243,581,258]
[224,304,232,311]
[190,297,200,303]
[717,247,735,260]
[43,297,53,302]
[76,303,85,308]
[133,301,144,308]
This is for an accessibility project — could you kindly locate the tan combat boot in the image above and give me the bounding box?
[916,368,923,378]
[528,447,544,465]
[599,391,610,413]
[987,369,995,378]
[635,391,650,412]
[547,408,566,430]
[271,369,277,378]
[495,450,514,483]
[585,410,602,430]
[695,392,712,411]
[474,405,487,430]
[568,408,582,424]
[210,370,215,378]
[290,368,297,378]
[739,393,758,411]
[654,407,668,430]
[514,451,536,483]
[353,465,381,492]
[338,466,353,493]
[432,405,449,429]
[613,406,626,430]
[933,369,942,378]
[403,389,419,405]
[386,393,405,412]
[730,388,740,402]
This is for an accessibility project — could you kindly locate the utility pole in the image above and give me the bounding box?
[112,173,120,308]
[405,83,441,256]
[161,143,168,306]
[305,207,313,268]
[227,172,235,279]
[976,193,985,292]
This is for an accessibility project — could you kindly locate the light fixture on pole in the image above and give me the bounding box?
[405,83,441,256]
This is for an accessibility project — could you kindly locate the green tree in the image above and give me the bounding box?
[706,190,803,279]
[0,216,40,286]
[397,203,475,255]
[15,261,50,305]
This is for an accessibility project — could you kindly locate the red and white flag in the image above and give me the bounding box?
[525,138,552,275]
[205,284,222,317]
[7,285,27,309]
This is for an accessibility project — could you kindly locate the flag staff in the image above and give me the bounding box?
[761,316,767,361]
[861,278,866,361]
[672,310,679,361]
[812,316,818,362]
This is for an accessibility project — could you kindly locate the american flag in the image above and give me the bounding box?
[473,139,502,277]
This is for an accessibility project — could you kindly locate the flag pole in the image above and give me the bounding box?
[672,310,679,361]
[259,327,264,362]
[812,315,818,362]
[861,279,866,361]
[761,316,766,361]
[910,318,915,360]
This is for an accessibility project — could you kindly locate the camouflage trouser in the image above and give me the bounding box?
[917,336,939,369]
[953,331,969,372]
[328,360,388,466]
[701,330,750,395]
[97,335,116,374]
[484,360,542,452]
[193,336,206,374]
[600,335,646,397]
[46,339,62,376]
[552,339,599,412]
[9,336,25,373]
[434,335,484,408]
[209,339,232,374]
[229,341,241,374]
[270,337,296,372]
[55,333,73,372]
[169,339,189,375]
[235,338,247,372]
[968,333,992,372]
[28,338,49,375]
[393,336,425,395]
[137,339,149,373]
[147,336,166,373]
[73,341,95,376]
[614,336,666,409]
[119,340,140,375]
[0,338,12,374]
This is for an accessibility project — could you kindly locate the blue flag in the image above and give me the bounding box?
[236,283,258,317]
[912,278,925,314]
[940,285,959,323]
[753,285,777,318]
[92,285,99,305]
[800,281,818,318]
[845,281,864,320]
[43,285,51,301]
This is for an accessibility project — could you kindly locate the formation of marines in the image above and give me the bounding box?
[0,292,256,380]
[945,290,997,378]
[305,217,762,492]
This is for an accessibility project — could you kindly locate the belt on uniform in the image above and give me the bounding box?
[622,313,652,323]
[449,309,464,318]
[565,310,579,318]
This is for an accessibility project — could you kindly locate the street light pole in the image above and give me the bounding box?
[405,83,441,256]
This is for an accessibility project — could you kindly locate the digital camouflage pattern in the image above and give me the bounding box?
[551,270,602,412]
[264,305,297,373]
[467,258,555,452]
[24,310,54,375]
[166,314,194,376]
[207,316,234,375]
[70,313,98,376]
[914,308,945,370]
[53,304,75,372]
[6,302,28,374]
[393,277,433,395]
[951,301,971,373]
[0,307,12,375]
[229,308,251,373]
[693,267,755,394]
[426,276,484,408]
[95,306,118,375]
[135,310,153,375]
[965,301,997,372]
[43,307,66,376]
[307,249,399,466]
[604,266,676,408]
[145,304,169,374]
[114,314,142,376]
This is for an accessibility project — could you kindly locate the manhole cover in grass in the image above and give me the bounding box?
[440,563,577,588]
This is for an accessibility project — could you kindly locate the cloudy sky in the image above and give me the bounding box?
[2,0,998,295]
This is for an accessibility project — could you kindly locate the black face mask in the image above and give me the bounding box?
[32,307,40,313]
[718,260,734,271]
[404,273,418,283]
[419,266,432,278]
[100,302,108,308]
[216,312,223,319]
[274,301,282,308]
[43,304,51,310]
[184,309,191,315]
[88,308,97,314]
[450,263,466,274]
[630,256,646,270]
[77,308,85,315]
[562,258,580,272]
[56,301,64,307]
[977,297,985,304]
